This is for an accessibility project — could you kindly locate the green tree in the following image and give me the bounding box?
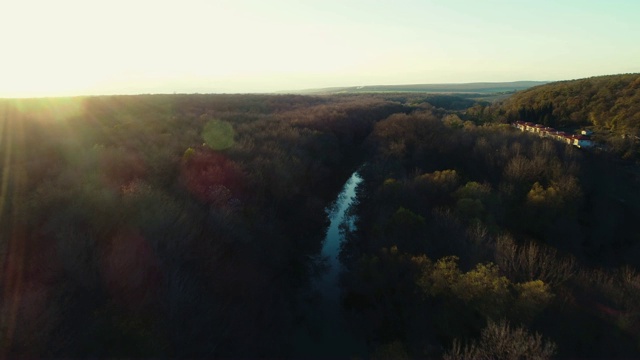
[513,280,553,322]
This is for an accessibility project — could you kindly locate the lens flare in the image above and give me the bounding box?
[202,119,235,150]
[0,102,27,355]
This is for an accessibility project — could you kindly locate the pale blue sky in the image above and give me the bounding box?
[1,0,639,97]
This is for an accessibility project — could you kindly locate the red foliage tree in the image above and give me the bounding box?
[180,149,245,205]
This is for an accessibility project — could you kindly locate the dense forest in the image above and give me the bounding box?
[342,111,640,358]
[0,94,406,357]
[1,89,640,358]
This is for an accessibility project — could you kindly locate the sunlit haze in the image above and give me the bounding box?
[2,0,639,97]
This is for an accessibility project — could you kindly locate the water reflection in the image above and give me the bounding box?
[316,171,362,300]
[293,171,364,357]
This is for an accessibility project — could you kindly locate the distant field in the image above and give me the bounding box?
[289,81,548,95]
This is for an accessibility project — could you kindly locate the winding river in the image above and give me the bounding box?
[293,171,365,357]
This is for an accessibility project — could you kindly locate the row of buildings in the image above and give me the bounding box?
[512,121,594,148]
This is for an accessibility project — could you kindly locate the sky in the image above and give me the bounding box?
[1,0,639,97]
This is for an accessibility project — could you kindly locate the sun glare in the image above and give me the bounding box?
[1,0,639,96]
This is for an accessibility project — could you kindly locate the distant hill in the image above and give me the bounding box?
[289,81,548,95]
[497,74,640,132]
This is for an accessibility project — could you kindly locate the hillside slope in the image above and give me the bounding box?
[498,74,640,133]
[291,81,547,94]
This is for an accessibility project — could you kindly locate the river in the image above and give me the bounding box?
[292,171,365,358]
[316,171,362,301]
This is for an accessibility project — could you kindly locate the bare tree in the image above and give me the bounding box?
[496,234,576,286]
[444,319,556,360]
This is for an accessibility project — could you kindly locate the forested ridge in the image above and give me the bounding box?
[465,73,640,160]
[1,92,640,357]
[501,74,640,130]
